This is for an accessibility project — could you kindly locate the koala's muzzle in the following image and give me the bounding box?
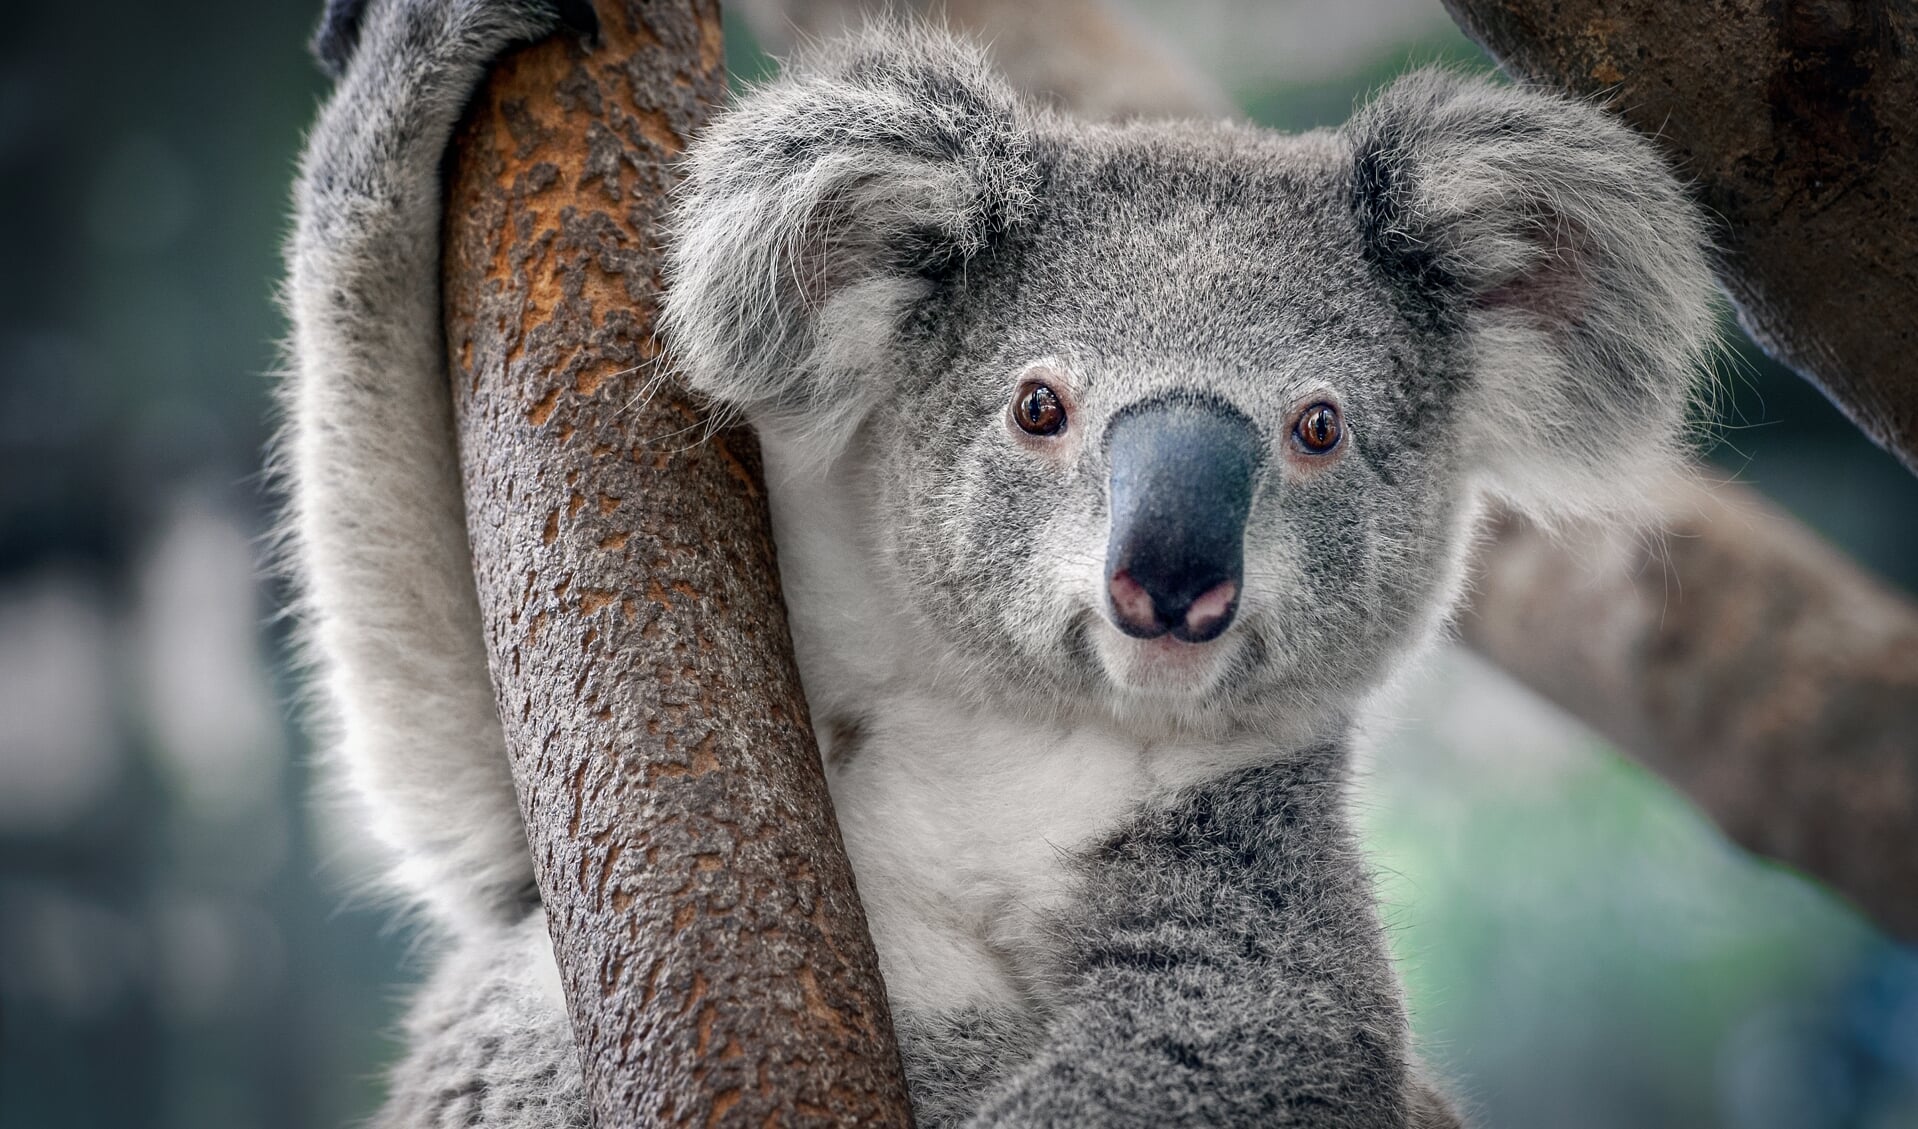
[1104,399,1261,643]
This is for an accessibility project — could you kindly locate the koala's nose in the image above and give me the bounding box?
[1104,398,1261,643]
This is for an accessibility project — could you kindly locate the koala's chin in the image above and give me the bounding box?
[1089,616,1243,701]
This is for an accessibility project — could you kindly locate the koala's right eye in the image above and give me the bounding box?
[1013,381,1068,437]
[1293,403,1343,454]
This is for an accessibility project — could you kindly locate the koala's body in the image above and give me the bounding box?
[285,2,1715,1126]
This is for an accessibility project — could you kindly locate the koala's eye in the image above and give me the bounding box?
[1294,403,1342,454]
[1013,380,1067,437]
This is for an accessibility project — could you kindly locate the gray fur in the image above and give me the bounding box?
[375,914,587,1129]
[282,0,563,936]
[881,751,1448,1128]
[661,24,1039,455]
[284,6,1715,1126]
[1347,71,1717,519]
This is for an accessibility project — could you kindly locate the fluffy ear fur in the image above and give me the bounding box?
[1348,71,1718,518]
[661,26,1038,459]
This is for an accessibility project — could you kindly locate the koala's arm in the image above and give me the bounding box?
[376,911,589,1129]
[282,0,568,931]
[959,753,1459,1129]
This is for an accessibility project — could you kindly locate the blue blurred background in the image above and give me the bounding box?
[0,1,1912,1126]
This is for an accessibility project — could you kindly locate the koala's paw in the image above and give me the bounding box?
[311,0,593,80]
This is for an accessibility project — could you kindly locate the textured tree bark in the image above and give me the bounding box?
[751,0,1918,942]
[440,2,915,1125]
[1461,480,1918,941]
[1440,0,1918,474]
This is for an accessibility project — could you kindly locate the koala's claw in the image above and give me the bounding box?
[552,0,598,41]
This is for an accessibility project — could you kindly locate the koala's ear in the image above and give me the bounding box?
[1347,71,1718,518]
[661,26,1037,458]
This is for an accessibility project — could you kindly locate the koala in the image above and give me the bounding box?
[284,2,1716,1126]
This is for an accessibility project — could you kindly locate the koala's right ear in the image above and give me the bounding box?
[662,27,1037,457]
[1346,71,1718,521]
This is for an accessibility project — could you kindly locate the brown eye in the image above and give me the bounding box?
[1294,403,1342,454]
[1013,380,1067,437]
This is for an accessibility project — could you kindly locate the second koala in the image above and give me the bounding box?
[286,7,1715,1126]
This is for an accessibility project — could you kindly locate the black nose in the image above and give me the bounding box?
[1104,397,1261,643]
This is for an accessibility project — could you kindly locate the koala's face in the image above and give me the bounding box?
[664,31,1713,734]
[857,126,1469,727]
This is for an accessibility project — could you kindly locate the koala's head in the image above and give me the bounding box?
[663,28,1715,734]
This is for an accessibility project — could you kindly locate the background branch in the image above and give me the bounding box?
[736,0,1233,118]
[440,2,914,1123]
[1462,480,1918,940]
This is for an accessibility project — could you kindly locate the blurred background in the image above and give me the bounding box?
[0,1,1913,1126]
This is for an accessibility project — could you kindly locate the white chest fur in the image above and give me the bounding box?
[823,694,1183,1012]
[761,444,1273,1015]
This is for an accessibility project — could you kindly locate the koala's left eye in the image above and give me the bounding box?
[1294,403,1342,454]
[1013,380,1068,437]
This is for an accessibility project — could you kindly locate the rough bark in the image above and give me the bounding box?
[1461,480,1918,940]
[440,3,915,1125]
[752,0,1918,941]
[1441,0,1918,474]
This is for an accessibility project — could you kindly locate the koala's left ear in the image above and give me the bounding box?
[1348,72,1718,517]
[662,26,1037,459]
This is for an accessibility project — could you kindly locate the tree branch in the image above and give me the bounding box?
[440,3,914,1123]
[1461,480,1918,940]
[736,0,1234,119]
[1440,0,1918,474]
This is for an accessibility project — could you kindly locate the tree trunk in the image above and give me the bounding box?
[749,0,1918,943]
[1440,0,1918,475]
[439,3,915,1124]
